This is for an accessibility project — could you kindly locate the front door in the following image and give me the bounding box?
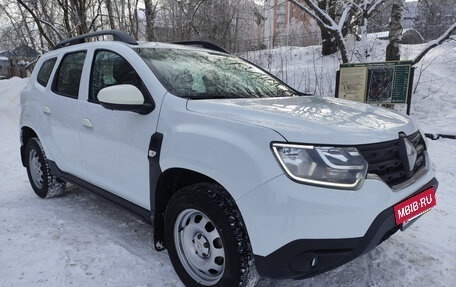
[78,50,158,209]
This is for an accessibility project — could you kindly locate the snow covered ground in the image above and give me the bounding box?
[1,40,455,286]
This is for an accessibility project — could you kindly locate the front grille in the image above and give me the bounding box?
[357,131,427,188]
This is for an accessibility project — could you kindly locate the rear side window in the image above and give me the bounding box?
[37,58,57,87]
[53,51,86,99]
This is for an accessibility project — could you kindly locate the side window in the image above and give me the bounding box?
[90,50,143,102]
[53,51,86,99]
[37,58,57,87]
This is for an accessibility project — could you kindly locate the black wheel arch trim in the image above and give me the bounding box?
[20,126,39,167]
[147,132,166,250]
[20,144,26,167]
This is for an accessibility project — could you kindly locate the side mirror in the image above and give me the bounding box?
[97,84,153,114]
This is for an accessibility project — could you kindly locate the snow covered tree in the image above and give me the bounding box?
[289,0,387,63]
[316,0,340,56]
[350,0,385,61]
[289,0,352,62]
[412,23,456,65]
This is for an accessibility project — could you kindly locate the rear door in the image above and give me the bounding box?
[41,51,86,177]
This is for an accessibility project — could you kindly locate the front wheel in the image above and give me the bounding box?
[25,138,66,198]
[164,183,255,287]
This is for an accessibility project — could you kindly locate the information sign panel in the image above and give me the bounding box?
[337,61,413,104]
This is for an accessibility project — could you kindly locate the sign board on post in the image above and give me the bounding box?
[336,61,414,114]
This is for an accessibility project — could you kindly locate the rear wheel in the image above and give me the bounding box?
[164,183,254,287]
[25,138,66,198]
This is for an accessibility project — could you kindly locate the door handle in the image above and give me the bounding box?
[82,118,93,128]
[42,106,51,114]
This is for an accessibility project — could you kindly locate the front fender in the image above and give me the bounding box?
[157,95,285,200]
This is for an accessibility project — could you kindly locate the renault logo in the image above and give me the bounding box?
[398,134,418,177]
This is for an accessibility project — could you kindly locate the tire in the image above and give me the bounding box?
[164,183,254,287]
[25,138,66,198]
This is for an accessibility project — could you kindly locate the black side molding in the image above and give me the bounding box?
[47,160,152,223]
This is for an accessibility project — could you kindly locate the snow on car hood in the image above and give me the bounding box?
[186,96,419,145]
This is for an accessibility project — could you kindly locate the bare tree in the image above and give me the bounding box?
[17,0,56,47]
[157,0,256,52]
[415,0,456,41]
[3,0,149,51]
[386,0,404,61]
[0,4,29,50]
[144,0,158,41]
[105,0,116,30]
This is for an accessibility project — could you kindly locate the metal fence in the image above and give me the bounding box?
[233,32,322,53]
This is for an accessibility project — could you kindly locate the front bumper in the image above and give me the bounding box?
[252,177,438,279]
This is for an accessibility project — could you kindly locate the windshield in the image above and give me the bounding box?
[135,47,299,99]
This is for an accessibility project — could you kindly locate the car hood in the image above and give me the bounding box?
[186,96,419,145]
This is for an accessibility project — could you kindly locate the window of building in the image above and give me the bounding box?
[277,14,285,23]
[277,4,285,13]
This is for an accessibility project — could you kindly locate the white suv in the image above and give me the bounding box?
[20,31,438,286]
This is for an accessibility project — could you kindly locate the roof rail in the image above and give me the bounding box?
[172,41,230,54]
[53,30,137,50]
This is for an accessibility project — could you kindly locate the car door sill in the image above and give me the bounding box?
[47,160,153,224]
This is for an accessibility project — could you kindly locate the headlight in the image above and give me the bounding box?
[271,143,368,190]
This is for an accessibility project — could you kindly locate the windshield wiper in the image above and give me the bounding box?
[183,93,241,100]
[296,91,313,96]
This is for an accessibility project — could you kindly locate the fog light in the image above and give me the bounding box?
[311,256,318,268]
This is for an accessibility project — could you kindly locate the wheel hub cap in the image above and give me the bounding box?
[29,150,43,189]
[174,209,225,285]
[193,232,210,258]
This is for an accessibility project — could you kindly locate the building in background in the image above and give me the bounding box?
[263,0,320,49]
[0,44,38,78]
[403,0,418,29]
[0,55,9,79]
